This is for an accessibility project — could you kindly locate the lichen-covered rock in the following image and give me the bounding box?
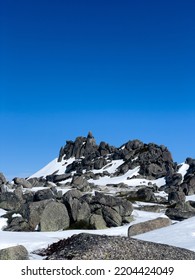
[0,245,29,260]
[128,217,172,236]
[40,201,70,231]
[13,177,32,188]
[34,188,55,201]
[89,214,107,229]
[28,199,52,230]
[0,192,23,211]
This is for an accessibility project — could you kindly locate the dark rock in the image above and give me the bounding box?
[179,183,189,195]
[125,139,144,150]
[53,134,176,181]
[187,176,195,195]
[102,206,122,227]
[165,208,195,221]
[63,190,133,229]
[13,177,32,188]
[27,199,52,230]
[134,204,166,213]
[90,192,133,227]
[168,189,186,206]
[0,172,7,185]
[187,200,195,209]
[46,173,72,183]
[0,192,23,211]
[137,143,175,179]
[98,141,111,156]
[165,173,183,187]
[34,188,55,201]
[23,191,34,203]
[58,146,64,162]
[27,177,46,187]
[63,189,82,223]
[71,174,88,187]
[186,157,195,166]
[63,189,82,201]
[91,191,119,207]
[62,133,97,160]
[94,158,107,170]
[127,187,156,202]
[4,216,30,232]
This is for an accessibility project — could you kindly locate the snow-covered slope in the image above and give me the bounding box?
[29,156,190,190]
[29,157,76,178]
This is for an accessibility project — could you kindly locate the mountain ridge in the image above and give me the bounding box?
[1,132,195,259]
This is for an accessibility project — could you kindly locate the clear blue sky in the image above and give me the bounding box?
[0,0,195,179]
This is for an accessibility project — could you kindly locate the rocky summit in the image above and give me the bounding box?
[1,132,195,259]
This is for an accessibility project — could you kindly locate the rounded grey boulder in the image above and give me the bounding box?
[0,245,29,260]
[128,217,172,236]
[40,201,70,231]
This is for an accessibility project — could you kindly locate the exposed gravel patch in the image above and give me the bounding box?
[40,233,195,260]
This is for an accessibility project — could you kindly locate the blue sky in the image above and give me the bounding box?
[0,0,195,179]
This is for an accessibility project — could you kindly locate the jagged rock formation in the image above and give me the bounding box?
[57,132,175,179]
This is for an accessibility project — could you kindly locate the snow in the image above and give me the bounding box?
[0,209,7,231]
[89,166,166,188]
[12,213,22,218]
[29,157,75,179]
[29,156,167,189]
[178,163,189,182]
[186,194,195,201]
[89,166,140,186]
[91,159,124,174]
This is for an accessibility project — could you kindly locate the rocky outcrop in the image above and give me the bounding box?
[58,132,98,161]
[164,158,195,196]
[56,133,175,180]
[63,190,133,229]
[126,187,157,202]
[1,187,133,231]
[41,233,195,260]
[165,200,195,221]
[13,177,32,188]
[182,159,195,195]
